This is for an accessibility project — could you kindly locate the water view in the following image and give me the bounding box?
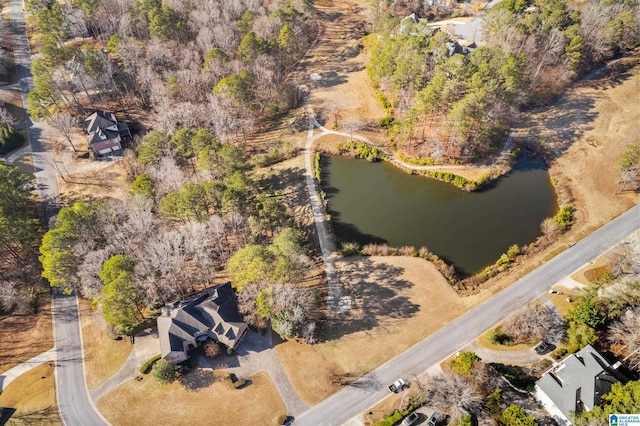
[322,155,558,276]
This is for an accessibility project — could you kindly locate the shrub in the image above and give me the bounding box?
[277,414,289,425]
[551,347,568,360]
[487,327,513,345]
[499,405,538,426]
[374,403,419,426]
[0,126,24,153]
[459,414,474,426]
[314,152,321,182]
[339,242,360,256]
[376,411,403,426]
[485,389,502,416]
[554,206,574,230]
[398,246,417,256]
[227,346,234,355]
[378,114,394,129]
[452,352,480,376]
[140,354,162,374]
[152,359,178,385]
[376,90,391,109]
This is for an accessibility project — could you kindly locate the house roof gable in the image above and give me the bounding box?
[83,111,117,134]
[536,345,618,419]
[157,283,247,359]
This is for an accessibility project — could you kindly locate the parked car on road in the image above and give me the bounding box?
[388,378,409,393]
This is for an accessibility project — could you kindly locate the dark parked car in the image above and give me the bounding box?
[427,412,441,426]
[401,412,420,426]
[535,341,550,355]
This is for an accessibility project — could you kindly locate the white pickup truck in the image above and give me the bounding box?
[388,378,409,393]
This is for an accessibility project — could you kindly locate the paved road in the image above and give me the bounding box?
[295,205,640,426]
[10,0,58,221]
[9,2,107,425]
[52,290,107,425]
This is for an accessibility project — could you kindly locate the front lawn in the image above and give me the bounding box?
[79,299,133,388]
[0,363,61,425]
[97,370,286,425]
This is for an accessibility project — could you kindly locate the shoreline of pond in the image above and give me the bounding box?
[313,136,520,192]
[314,151,566,293]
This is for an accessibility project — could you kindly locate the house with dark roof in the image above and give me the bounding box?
[83,111,131,156]
[535,345,625,425]
[157,283,248,363]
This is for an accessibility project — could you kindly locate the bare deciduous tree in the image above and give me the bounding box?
[0,107,16,126]
[608,306,640,371]
[0,280,18,312]
[421,372,483,422]
[49,113,79,152]
[502,303,551,343]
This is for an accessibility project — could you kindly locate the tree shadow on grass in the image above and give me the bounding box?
[178,367,216,392]
[318,257,420,341]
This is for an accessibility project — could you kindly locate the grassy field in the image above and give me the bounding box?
[97,371,286,426]
[78,299,133,389]
[276,255,474,405]
[57,160,130,203]
[0,363,61,425]
[0,302,53,374]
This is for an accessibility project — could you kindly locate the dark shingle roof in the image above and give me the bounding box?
[157,283,247,360]
[83,111,117,134]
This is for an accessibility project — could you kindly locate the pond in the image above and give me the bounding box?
[321,154,558,276]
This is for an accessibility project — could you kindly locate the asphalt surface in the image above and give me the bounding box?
[52,290,108,425]
[10,2,106,425]
[295,205,640,426]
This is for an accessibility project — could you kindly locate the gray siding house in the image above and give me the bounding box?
[535,345,624,425]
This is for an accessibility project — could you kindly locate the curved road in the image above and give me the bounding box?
[9,1,107,425]
[295,204,640,426]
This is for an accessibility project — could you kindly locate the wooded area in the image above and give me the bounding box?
[26,0,313,137]
[366,0,639,162]
[0,164,42,314]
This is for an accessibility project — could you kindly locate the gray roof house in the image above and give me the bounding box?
[83,111,131,156]
[157,283,248,363]
[535,345,625,425]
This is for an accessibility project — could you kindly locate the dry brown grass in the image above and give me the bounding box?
[0,302,53,374]
[78,299,133,389]
[362,382,422,425]
[56,160,129,202]
[277,256,472,404]
[515,58,639,230]
[97,370,286,426]
[0,363,61,425]
[548,287,577,318]
[570,257,610,285]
